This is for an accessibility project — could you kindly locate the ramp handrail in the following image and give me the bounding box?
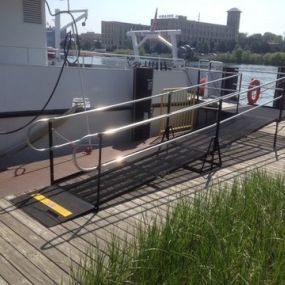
[73,89,285,209]
[83,76,285,138]
[38,72,285,204]
[72,79,285,172]
[27,73,239,151]
[28,75,283,153]
[69,49,186,67]
[41,72,285,211]
[73,84,285,171]
[91,94,284,169]
[30,73,239,122]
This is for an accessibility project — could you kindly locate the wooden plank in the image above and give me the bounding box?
[48,205,122,251]
[0,211,71,283]
[0,254,31,285]
[78,194,162,241]
[52,217,109,252]
[0,277,9,285]
[64,211,135,247]
[0,198,86,265]
[0,198,109,284]
[92,207,140,237]
[101,190,177,231]
[0,235,54,285]
[0,220,68,284]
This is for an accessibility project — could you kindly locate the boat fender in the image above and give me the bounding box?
[247,78,261,105]
[199,77,207,96]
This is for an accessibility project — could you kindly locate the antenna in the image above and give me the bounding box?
[198,12,200,22]
[150,8,158,31]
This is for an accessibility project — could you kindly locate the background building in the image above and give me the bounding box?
[153,8,241,52]
[101,8,241,53]
[101,21,150,51]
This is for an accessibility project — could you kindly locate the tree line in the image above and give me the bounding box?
[216,48,285,66]
[204,32,285,66]
[191,32,284,54]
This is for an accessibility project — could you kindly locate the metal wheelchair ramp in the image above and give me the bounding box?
[62,105,283,203]
[13,72,285,227]
[12,106,284,227]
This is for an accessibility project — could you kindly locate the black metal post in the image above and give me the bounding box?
[197,69,201,101]
[273,92,285,149]
[215,99,222,141]
[201,137,214,172]
[165,92,172,140]
[200,98,223,172]
[48,120,55,185]
[236,73,242,114]
[96,133,103,211]
[213,98,223,168]
[161,91,173,143]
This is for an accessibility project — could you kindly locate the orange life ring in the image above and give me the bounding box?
[199,77,207,96]
[247,78,261,105]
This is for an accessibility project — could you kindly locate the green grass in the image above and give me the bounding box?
[70,171,285,284]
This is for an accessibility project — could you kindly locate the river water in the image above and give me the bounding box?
[229,64,279,106]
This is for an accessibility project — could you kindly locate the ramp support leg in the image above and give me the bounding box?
[236,73,243,114]
[201,98,223,172]
[200,136,222,172]
[273,121,279,150]
[161,125,175,143]
[211,97,222,169]
[212,137,222,170]
[201,137,214,171]
[214,98,223,168]
[273,92,285,150]
[161,91,175,142]
[96,134,103,211]
[48,120,55,185]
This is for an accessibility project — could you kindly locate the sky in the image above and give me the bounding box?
[46,0,285,37]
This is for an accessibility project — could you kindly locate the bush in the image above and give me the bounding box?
[70,171,285,284]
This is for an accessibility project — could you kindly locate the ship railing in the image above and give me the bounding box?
[0,44,186,69]
[65,49,186,69]
[27,74,285,189]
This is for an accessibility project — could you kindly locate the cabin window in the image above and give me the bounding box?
[23,0,42,24]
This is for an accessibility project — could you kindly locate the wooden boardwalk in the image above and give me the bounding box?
[0,122,285,284]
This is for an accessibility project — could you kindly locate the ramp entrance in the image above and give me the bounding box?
[15,68,285,227]
[12,186,95,227]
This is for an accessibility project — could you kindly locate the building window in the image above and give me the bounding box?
[23,0,42,24]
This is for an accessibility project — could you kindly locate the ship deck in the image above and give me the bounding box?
[0,120,285,284]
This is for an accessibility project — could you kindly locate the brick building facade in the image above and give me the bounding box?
[101,21,150,51]
[101,8,241,52]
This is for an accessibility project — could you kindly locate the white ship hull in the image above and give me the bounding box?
[0,63,198,169]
